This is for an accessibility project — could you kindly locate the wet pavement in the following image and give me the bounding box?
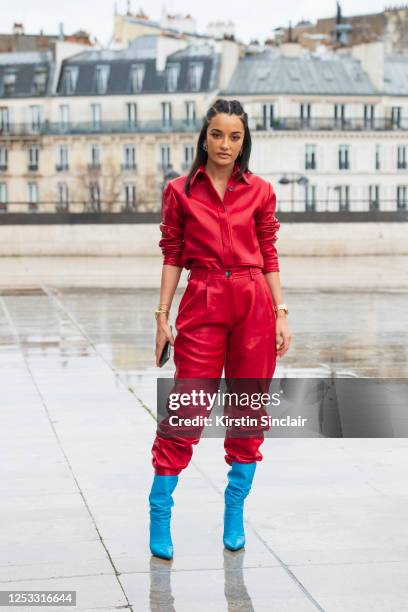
[1,256,408,611]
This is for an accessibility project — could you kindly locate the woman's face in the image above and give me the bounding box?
[204,113,244,166]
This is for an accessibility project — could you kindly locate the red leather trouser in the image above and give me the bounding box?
[151,266,277,475]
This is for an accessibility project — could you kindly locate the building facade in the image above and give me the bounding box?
[1,35,408,214]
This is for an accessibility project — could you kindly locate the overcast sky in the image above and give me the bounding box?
[2,1,388,47]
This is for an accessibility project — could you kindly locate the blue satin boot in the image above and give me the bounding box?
[223,462,257,551]
[149,474,179,560]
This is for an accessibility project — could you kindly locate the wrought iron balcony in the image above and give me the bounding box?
[121,163,138,171]
[87,163,102,171]
[1,117,408,138]
[250,117,408,132]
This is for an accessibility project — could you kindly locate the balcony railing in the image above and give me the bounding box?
[250,117,408,132]
[1,199,408,218]
[121,163,137,171]
[2,117,407,137]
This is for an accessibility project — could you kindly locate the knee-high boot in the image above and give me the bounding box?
[149,474,179,560]
[223,462,256,551]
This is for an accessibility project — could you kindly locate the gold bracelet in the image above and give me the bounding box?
[154,308,169,320]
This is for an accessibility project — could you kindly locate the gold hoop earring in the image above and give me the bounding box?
[203,143,207,151]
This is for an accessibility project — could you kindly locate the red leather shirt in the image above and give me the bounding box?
[159,162,280,273]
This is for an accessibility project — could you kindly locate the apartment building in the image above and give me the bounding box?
[1,35,408,213]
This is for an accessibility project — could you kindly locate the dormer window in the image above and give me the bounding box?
[61,66,79,95]
[3,69,17,96]
[94,65,110,94]
[188,62,204,91]
[32,66,48,95]
[166,64,180,92]
[130,64,145,93]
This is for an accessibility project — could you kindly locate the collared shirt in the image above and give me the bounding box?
[159,161,280,273]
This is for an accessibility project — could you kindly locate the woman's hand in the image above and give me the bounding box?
[275,313,292,358]
[155,314,175,367]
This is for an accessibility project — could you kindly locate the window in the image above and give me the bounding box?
[188,62,204,91]
[159,144,171,170]
[28,182,38,211]
[369,185,380,211]
[129,64,145,93]
[185,101,196,125]
[364,104,375,127]
[90,144,101,169]
[0,107,10,132]
[334,185,350,211]
[182,144,194,170]
[123,183,137,211]
[59,105,70,129]
[334,103,346,125]
[89,182,100,211]
[397,145,407,170]
[161,102,172,127]
[30,105,42,131]
[375,144,381,170]
[305,184,316,211]
[305,144,316,170]
[300,103,311,124]
[57,182,69,211]
[127,102,137,127]
[0,147,8,171]
[28,145,39,171]
[338,144,350,170]
[262,103,275,129]
[91,103,101,129]
[122,145,136,170]
[94,65,110,94]
[56,145,69,171]
[0,182,7,211]
[397,186,408,210]
[391,106,402,128]
[3,69,17,96]
[60,66,79,95]
[32,66,48,95]
[166,64,180,92]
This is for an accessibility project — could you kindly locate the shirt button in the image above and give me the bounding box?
[227,186,233,191]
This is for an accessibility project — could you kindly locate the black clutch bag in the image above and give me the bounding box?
[159,325,173,367]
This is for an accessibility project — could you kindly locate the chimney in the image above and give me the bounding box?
[59,22,64,40]
[13,23,25,35]
[350,41,384,91]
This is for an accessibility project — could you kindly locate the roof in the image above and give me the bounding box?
[0,51,53,98]
[56,39,220,95]
[384,55,408,95]
[221,49,378,96]
[0,50,52,65]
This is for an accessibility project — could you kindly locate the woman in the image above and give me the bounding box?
[149,98,292,560]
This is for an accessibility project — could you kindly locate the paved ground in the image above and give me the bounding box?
[1,256,408,611]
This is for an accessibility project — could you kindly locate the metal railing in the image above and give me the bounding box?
[0,199,408,220]
[1,117,408,137]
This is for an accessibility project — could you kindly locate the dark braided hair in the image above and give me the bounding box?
[184,98,252,196]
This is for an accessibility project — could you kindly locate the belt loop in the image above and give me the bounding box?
[249,267,255,281]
